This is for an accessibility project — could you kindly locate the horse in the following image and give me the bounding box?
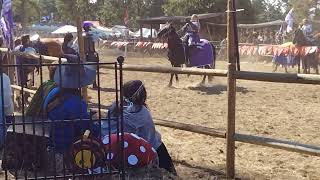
[14,37,63,109]
[292,29,319,74]
[31,38,63,57]
[157,24,216,87]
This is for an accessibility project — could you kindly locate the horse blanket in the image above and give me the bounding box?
[189,39,213,67]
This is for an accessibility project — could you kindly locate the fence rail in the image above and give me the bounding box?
[103,64,320,85]
[2,43,320,179]
[11,86,320,158]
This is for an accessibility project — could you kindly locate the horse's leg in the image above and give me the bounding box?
[175,73,179,83]
[168,64,175,87]
[201,75,206,85]
[168,73,174,87]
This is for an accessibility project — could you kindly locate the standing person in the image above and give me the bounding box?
[83,22,98,88]
[103,80,177,175]
[62,33,77,55]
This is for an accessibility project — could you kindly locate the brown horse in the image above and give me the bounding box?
[293,29,319,74]
[14,37,63,110]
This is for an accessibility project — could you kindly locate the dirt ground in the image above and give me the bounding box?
[86,49,320,180]
[5,48,320,180]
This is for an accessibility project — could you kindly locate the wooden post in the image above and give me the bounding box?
[150,24,153,40]
[140,24,143,41]
[76,16,88,101]
[8,54,15,83]
[226,0,236,178]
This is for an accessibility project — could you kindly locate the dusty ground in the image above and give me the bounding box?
[87,49,320,180]
[5,49,320,179]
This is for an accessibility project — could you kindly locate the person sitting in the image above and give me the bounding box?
[102,80,177,175]
[43,54,99,153]
[0,72,14,148]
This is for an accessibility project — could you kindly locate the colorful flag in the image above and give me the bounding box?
[0,0,14,49]
[124,8,129,25]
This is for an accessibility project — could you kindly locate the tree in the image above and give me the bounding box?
[252,0,285,23]
[12,0,40,27]
[163,0,256,23]
[288,0,317,23]
[55,0,78,23]
[38,0,57,23]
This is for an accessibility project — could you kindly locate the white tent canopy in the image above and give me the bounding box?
[51,25,78,34]
[132,28,158,38]
[94,26,122,37]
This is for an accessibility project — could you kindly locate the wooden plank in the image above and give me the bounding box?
[235,134,320,157]
[103,64,228,77]
[236,71,320,85]
[154,119,226,139]
[103,64,320,85]
[0,48,63,63]
[11,85,36,94]
[226,0,236,178]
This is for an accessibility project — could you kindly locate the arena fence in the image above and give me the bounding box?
[1,46,320,179]
[0,51,128,179]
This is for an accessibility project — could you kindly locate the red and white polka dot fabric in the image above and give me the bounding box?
[102,133,158,168]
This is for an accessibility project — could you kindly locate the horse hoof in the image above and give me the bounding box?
[198,82,206,86]
[167,83,173,87]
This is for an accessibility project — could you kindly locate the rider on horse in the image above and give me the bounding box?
[181,14,201,64]
[301,18,314,43]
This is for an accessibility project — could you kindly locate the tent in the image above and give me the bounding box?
[52,25,78,34]
[112,25,134,36]
[132,28,157,38]
[30,24,59,32]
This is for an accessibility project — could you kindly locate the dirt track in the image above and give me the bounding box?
[89,50,320,180]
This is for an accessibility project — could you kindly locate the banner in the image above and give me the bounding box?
[0,0,14,49]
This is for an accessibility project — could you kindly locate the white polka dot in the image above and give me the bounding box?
[140,146,146,153]
[127,155,138,166]
[106,153,114,160]
[151,148,157,153]
[130,133,140,139]
[124,141,129,148]
[102,137,109,145]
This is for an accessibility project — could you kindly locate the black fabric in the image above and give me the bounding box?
[156,143,177,175]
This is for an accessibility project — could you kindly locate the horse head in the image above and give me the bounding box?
[293,28,312,46]
[157,24,171,39]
